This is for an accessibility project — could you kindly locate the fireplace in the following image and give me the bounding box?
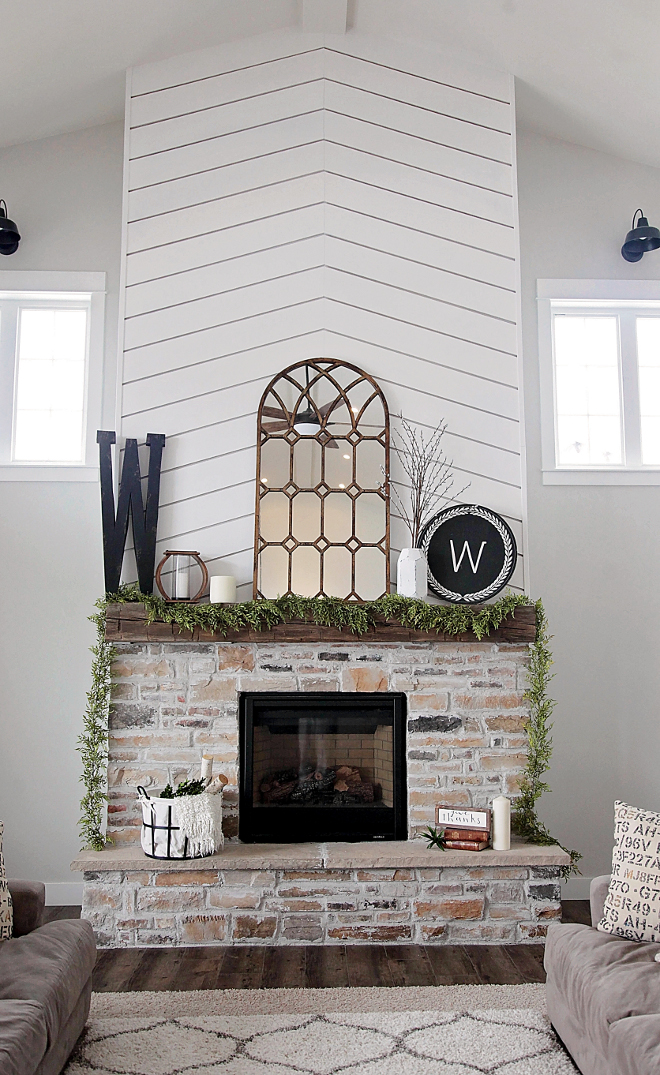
[239,692,407,843]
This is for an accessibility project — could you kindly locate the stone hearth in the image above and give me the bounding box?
[73,841,568,947]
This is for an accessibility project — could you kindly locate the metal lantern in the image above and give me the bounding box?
[155,549,209,602]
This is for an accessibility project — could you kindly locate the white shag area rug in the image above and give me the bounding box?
[67,986,577,1074]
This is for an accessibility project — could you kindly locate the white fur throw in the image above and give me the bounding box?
[598,800,660,943]
[175,792,224,857]
[0,821,13,939]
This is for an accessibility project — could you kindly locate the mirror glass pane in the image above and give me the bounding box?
[260,438,290,487]
[355,546,386,600]
[292,492,321,543]
[259,545,288,598]
[259,492,289,543]
[323,546,352,597]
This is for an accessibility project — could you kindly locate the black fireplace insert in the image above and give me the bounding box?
[239,692,407,842]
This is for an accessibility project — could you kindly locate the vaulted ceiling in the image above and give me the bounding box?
[3,0,657,170]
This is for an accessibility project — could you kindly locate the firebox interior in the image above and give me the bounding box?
[239,692,407,842]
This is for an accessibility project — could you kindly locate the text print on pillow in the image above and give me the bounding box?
[598,801,660,944]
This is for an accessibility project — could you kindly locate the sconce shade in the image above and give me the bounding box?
[0,200,20,255]
[622,210,660,262]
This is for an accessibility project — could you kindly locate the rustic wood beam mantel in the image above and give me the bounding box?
[104,603,536,645]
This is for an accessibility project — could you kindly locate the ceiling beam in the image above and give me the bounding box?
[302,0,347,34]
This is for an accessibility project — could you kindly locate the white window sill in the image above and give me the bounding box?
[0,465,100,482]
[543,468,660,486]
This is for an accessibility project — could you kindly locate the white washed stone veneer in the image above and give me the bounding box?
[107,639,532,845]
[80,861,562,947]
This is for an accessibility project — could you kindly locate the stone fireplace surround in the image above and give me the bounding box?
[74,604,569,946]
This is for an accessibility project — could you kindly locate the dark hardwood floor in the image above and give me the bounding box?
[43,902,591,991]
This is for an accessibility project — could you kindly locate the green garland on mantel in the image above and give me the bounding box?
[78,588,581,876]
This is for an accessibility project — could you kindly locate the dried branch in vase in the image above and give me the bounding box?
[388,415,469,548]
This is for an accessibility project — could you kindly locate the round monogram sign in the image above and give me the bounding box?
[420,504,517,604]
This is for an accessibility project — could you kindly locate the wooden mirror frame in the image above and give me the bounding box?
[253,359,390,600]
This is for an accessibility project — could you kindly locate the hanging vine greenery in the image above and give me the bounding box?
[78,601,115,851]
[512,600,582,878]
[79,587,580,874]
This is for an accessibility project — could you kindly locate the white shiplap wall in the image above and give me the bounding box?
[120,31,523,597]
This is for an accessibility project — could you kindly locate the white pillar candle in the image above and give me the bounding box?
[492,795,511,851]
[200,755,213,784]
[210,575,236,603]
[174,556,190,600]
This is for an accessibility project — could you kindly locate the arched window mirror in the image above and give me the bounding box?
[254,359,390,600]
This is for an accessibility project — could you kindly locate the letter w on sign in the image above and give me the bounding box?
[97,431,166,594]
[450,539,487,574]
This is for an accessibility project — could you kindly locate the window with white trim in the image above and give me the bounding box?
[538,280,660,485]
[0,271,105,480]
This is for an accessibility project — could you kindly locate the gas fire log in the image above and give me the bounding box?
[259,764,378,805]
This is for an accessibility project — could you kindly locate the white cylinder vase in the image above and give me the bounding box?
[397,548,428,599]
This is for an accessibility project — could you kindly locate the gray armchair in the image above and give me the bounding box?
[0,881,96,1075]
[545,875,660,1075]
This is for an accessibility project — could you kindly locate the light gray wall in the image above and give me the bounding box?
[0,122,123,898]
[516,127,660,895]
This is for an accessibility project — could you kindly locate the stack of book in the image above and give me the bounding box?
[442,828,490,851]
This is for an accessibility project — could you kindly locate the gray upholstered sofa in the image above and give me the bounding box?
[0,881,96,1075]
[545,874,660,1075]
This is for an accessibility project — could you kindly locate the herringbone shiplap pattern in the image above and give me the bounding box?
[120,32,523,595]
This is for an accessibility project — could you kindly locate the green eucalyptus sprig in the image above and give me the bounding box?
[104,585,531,640]
[512,599,582,879]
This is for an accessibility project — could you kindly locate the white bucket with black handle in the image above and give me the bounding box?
[137,786,190,859]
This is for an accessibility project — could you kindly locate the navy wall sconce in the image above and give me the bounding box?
[621,209,660,263]
[0,200,20,255]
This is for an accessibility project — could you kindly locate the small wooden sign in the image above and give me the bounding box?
[436,806,491,834]
[420,504,517,605]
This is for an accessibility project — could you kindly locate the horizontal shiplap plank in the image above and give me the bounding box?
[124,377,266,435]
[124,259,325,351]
[159,445,256,508]
[155,413,257,471]
[323,304,518,385]
[326,142,514,228]
[154,513,254,562]
[123,334,327,411]
[128,110,324,190]
[378,378,520,455]
[125,217,324,314]
[325,173,515,262]
[132,49,324,127]
[325,79,511,164]
[131,80,325,159]
[325,112,512,196]
[329,35,510,104]
[325,204,515,293]
[127,173,324,268]
[157,478,255,538]
[325,48,511,133]
[325,266,517,356]
[128,142,324,224]
[326,234,516,323]
[130,32,325,96]
[319,331,519,419]
[123,307,326,383]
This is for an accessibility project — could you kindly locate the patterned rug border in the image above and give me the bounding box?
[91,984,547,1018]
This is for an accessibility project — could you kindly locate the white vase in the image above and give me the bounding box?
[397,548,428,599]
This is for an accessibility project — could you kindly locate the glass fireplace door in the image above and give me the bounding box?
[239,693,407,842]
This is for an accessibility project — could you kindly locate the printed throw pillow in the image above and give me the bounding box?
[0,821,13,940]
[598,800,660,943]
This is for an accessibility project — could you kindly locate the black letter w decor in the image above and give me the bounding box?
[97,431,166,595]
